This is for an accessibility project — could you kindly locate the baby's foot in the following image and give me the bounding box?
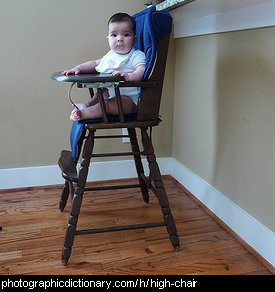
[70,108,83,121]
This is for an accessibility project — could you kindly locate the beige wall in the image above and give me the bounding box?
[173,27,275,232]
[0,0,174,168]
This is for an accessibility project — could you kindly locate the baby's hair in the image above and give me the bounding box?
[108,13,136,34]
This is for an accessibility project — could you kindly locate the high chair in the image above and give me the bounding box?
[51,6,179,265]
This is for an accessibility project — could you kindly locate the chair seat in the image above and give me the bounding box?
[86,119,161,130]
[70,114,161,160]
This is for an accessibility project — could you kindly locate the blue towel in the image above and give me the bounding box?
[70,7,172,161]
[133,6,172,80]
[70,114,137,160]
[70,121,85,161]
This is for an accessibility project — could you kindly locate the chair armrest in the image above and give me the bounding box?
[119,81,160,88]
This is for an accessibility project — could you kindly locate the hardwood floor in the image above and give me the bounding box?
[0,176,273,275]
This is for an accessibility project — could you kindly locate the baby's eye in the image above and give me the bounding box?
[110,34,117,37]
[124,33,130,37]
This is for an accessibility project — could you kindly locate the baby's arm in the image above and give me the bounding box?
[112,64,145,82]
[62,58,101,75]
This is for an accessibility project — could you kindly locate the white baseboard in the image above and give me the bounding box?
[0,157,274,267]
[0,157,171,190]
[170,158,275,268]
[0,165,64,189]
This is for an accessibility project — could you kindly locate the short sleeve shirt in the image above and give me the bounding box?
[95,49,145,104]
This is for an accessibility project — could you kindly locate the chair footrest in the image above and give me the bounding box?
[58,150,78,182]
[75,221,166,235]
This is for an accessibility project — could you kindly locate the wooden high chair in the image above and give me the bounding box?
[51,7,179,265]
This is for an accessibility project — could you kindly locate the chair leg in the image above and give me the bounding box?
[128,128,149,203]
[59,180,74,211]
[141,128,180,250]
[59,181,70,211]
[61,130,95,265]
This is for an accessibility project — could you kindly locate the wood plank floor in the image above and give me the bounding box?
[0,176,273,275]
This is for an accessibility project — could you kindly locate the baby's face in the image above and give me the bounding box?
[107,21,135,54]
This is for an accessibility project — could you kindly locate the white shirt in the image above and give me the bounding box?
[95,49,145,104]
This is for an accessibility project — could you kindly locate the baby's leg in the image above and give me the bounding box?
[76,103,88,110]
[86,89,109,107]
[71,95,137,121]
[102,88,110,99]
[106,96,137,115]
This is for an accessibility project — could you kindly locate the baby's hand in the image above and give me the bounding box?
[111,71,129,81]
[62,67,81,76]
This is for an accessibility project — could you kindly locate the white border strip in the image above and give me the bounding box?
[0,158,171,189]
[172,0,275,38]
[171,158,275,267]
[0,165,64,189]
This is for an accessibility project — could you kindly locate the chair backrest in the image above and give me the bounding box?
[133,7,172,121]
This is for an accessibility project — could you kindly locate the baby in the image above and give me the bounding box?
[62,13,145,121]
